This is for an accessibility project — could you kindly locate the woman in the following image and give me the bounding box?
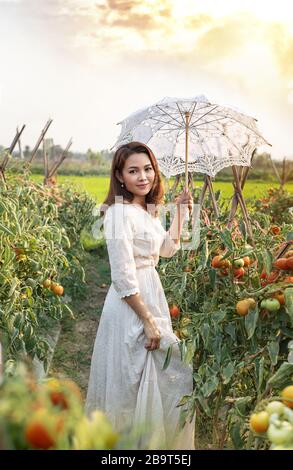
[85,142,195,449]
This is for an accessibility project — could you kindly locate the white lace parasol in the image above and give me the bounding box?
[112,95,270,178]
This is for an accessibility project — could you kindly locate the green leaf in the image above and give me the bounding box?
[177,395,191,407]
[8,278,19,297]
[0,222,14,237]
[222,362,235,385]
[202,376,219,397]
[263,249,273,276]
[163,344,173,371]
[267,340,279,366]
[208,268,216,289]
[212,310,226,323]
[199,239,209,269]
[285,288,293,327]
[256,356,265,395]
[62,304,75,320]
[201,323,210,348]
[219,228,234,251]
[183,341,195,365]
[268,362,293,388]
[195,394,211,416]
[230,421,244,449]
[224,323,236,341]
[244,306,259,339]
[234,396,253,416]
[238,219,247,240]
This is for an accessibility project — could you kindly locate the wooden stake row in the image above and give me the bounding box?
[0,120,73,186]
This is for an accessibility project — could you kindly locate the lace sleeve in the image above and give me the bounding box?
[104,204,140,299]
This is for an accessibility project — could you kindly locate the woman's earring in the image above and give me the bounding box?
[121,183,124,188]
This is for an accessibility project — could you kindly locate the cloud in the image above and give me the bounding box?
[94,0,172,34]
[193,12,260,61]
[267,23,293,80]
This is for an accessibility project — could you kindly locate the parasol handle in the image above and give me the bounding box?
[185,111,191,221]
[185,111,190,191]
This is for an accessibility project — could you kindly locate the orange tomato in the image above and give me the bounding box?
[183,266,192,273]
[234,267,245,278]
[274,258,289,270]
[273,291,285,305]
[236,299,255,316]
[243,256,251,267]
[281,385,293,409]
[267,271,280,283]
[45,378,82,409]
[271,225,281,235]
[51,284,64,296]
[169,304,180,318]
[250,412,269,433]
[25,412,64,449]
[211,255,224,269]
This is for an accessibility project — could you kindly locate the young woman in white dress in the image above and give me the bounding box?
[85,142,195,449]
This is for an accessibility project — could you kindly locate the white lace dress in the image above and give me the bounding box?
[85,203,195,450]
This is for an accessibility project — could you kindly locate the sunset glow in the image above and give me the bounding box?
[0,0,292,157]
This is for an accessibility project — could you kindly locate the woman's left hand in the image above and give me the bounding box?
[174,188,193,213]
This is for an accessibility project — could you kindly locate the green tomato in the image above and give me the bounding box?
[180,327,190,339]
[267,422,293,445]
[265,298,281,312]
[260,299,269,309]
[266,401,285,416]
[283,406,293,425]
[234,258,245,268]
[244,244,253,251]
[181,317,192,327]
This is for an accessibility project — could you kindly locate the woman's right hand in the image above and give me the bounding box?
[143,315,161,351]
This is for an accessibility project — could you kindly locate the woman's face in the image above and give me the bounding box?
[118,152,155,198]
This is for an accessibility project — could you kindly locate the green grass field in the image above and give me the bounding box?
[29,174,293,204]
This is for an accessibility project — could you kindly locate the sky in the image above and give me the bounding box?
[0,0,293,158]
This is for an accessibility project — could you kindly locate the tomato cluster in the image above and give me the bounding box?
[250,386,293,450]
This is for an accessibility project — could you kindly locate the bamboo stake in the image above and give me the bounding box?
[0,169,6,186]
[269,155,282,185]
[43,139,49,183]
[231,165,254,242]
[227,149,256,228]
[198,177,208,206]
[0,125,26,171]
[171,174,180,192]
[17,127,24,159]
[206,175,220,218]
[28,119,53,164]
[188,171,194,190]
[281,157,286,187]
[48,138,73,178]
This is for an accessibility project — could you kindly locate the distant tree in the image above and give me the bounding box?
[87,148,104,166]
[101,149,114,161]
[253,152,271,168]
[24,145,31,159]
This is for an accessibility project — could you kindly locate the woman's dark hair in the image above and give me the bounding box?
[101,141,164,217]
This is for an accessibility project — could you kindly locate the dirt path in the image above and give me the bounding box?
[49,248,110,400]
